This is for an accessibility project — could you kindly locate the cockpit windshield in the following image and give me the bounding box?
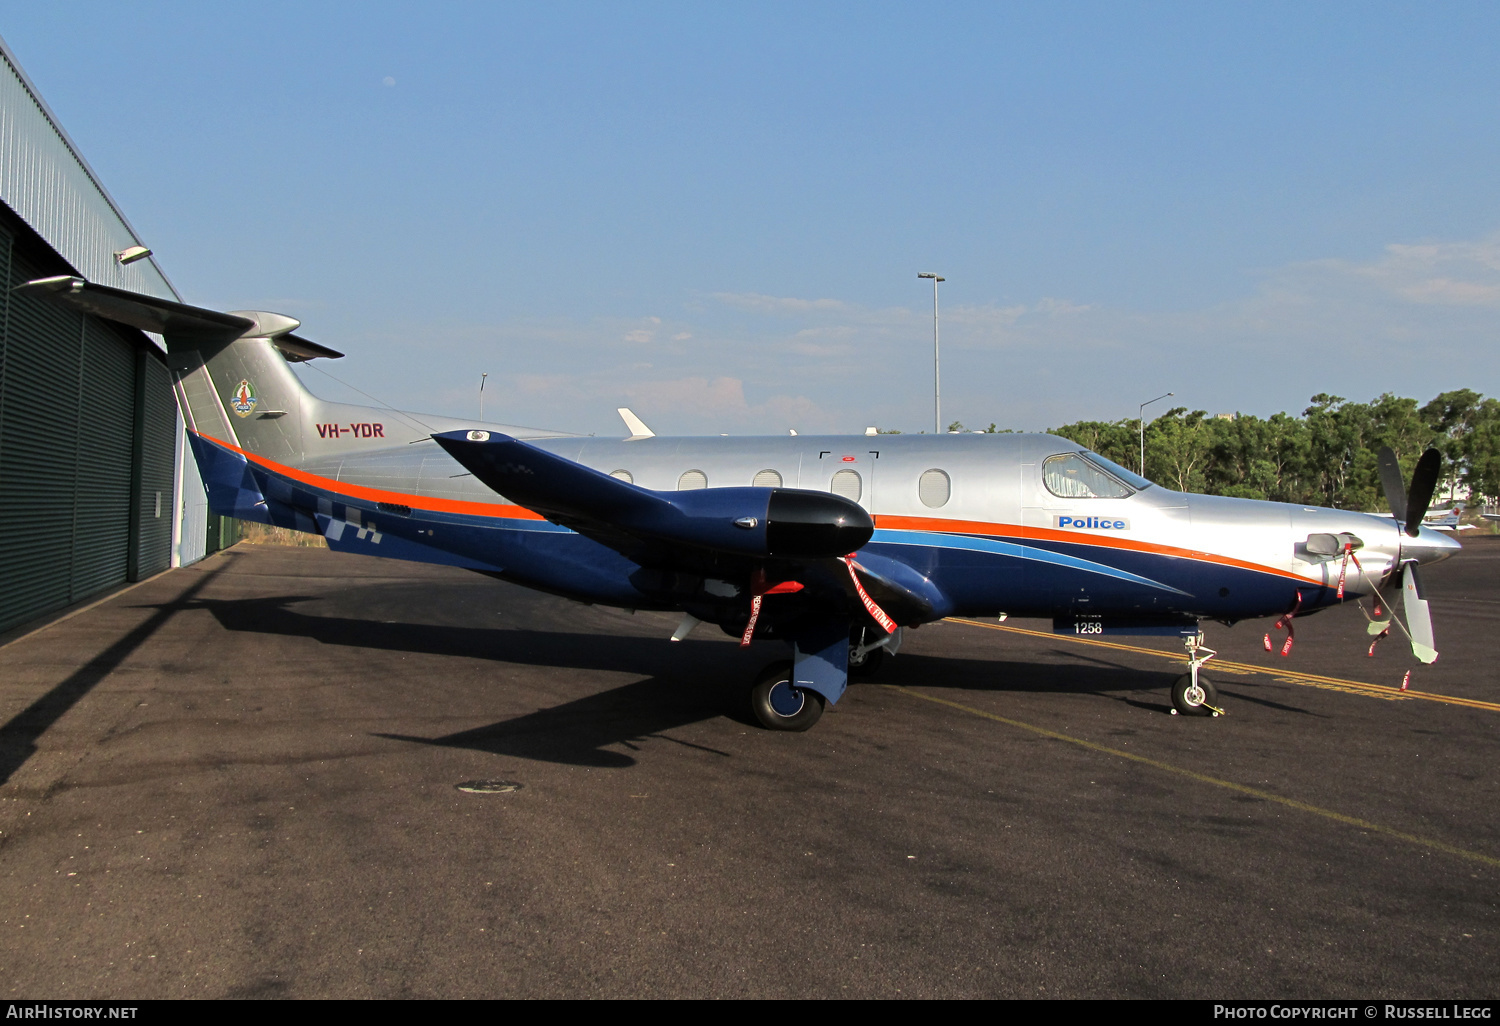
[1042,451,1153,498]
[1081,451,1154,491]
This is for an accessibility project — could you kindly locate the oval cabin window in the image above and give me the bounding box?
[918,469,951,508]
[609,469,633,484]
[678,470,708,490]
[830,469,861,502]
[753,469,783,488]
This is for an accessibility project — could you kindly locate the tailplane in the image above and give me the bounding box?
[16,276,341,465]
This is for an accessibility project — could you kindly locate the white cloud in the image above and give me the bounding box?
[1340,235,1500,306]
[622,315,664,344]
[340,229,1500,436]
[621,376,832,432]
[711,292,849,315]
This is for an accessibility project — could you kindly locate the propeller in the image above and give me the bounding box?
[1400,563,1438,664]
[1373,445,1444,664]
[1376,445,1442,538]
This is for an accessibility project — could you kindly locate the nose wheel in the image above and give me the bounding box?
[1171,631,1225,717]
[1171,672,1220,716]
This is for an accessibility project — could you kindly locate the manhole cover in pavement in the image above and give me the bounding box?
[455,779,523,794]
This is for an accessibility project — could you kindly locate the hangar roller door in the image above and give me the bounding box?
[0,210,176,635]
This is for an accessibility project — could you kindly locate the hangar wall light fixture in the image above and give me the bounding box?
[114,245,152,266]
[917,272,945,434]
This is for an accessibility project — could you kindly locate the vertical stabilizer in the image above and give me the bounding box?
[169,332,311,464]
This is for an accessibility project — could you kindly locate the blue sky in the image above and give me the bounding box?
[5,3,1499,435]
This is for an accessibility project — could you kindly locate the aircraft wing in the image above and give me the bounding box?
[431,430,873,569]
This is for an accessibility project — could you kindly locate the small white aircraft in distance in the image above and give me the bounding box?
[1371,507,1468,531]
[20,276,1462,730]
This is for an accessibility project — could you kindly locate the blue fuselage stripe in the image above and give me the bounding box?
[869,528,1194,595]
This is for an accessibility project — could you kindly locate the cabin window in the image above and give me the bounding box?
[609,469,633,484]
[1042,453,1132,499]
[753,469,783,488]
[678,470,708,490]
[830,469,861,502]
[918,469,951,508]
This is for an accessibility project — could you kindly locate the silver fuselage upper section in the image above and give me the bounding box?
[304,427,1456,596]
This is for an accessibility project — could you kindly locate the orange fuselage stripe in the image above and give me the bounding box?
[197,433,547,521]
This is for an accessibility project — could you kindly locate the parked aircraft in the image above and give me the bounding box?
[1371,507,1465,531]
[21,276,1461,729]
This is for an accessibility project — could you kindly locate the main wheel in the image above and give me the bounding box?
[750,661,826,731]
[1171,673,1219,717]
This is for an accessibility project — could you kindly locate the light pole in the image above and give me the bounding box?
[1139,391,1174,476]
[918,272,945,433]
[479,372,488,421]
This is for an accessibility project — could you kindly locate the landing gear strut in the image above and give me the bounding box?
[1171,630,1223,717]
[849,625,902,678]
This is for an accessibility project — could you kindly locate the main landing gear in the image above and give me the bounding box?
[1171,630,1224,717]
[749,661,827,731]
[749,624,903,731]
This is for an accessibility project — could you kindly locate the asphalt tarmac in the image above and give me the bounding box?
[0,538,1496,999]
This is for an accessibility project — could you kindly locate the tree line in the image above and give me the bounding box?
[946,390,1500,511]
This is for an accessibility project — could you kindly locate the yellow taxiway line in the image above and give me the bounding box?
[889,685,1500,870]
[943,617,1500,714]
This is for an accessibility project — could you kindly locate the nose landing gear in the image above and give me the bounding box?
[849,625,902,678]
[1171,631,1224,717]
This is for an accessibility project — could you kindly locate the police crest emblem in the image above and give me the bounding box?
[230,379,258,418]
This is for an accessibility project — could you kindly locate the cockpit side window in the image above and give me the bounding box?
[1043,453,1133,499]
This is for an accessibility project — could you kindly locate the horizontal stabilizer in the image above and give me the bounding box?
[431,430,872,562]
[17,275,250,342]
[15,276,343,359]
[269,333,345,362]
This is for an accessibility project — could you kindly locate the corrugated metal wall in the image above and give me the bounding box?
[0,207,176,634]
[0,34,218,632]
[0,38,177,304]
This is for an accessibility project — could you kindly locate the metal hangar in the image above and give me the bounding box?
[0,35,228,637]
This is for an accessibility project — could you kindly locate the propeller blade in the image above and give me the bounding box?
[1400,561,1438,664]
[1404,448,1441,538]
[1376,446,1408,524]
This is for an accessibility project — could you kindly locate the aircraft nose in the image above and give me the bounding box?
[1404,526,1461,566]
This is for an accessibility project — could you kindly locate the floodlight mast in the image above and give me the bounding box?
[918,273,945,433]
[1139,391,1174,476]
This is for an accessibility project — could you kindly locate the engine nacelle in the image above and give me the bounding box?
[649,487,872,559]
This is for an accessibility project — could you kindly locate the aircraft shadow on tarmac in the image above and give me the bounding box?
[182,593,1319,767]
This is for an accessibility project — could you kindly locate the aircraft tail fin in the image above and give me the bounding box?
[15,276,342,465]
